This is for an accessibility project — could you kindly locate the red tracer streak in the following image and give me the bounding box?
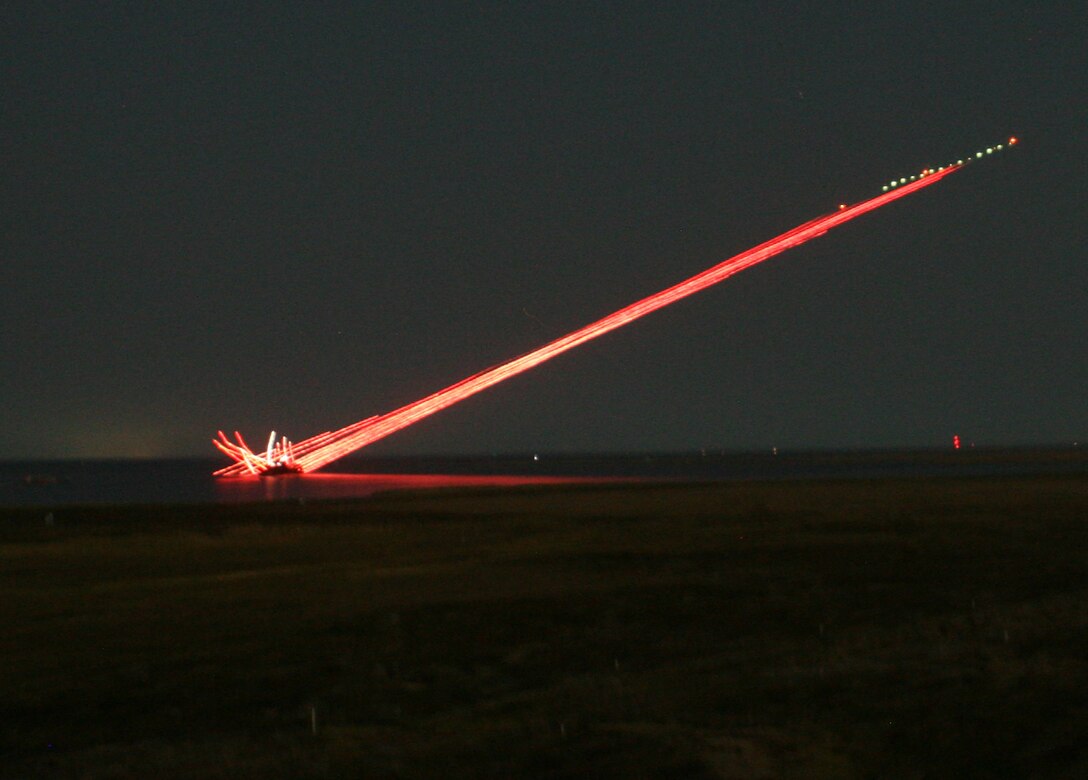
[215,165,960,475]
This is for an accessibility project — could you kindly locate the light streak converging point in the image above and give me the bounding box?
[215,138,1017,476]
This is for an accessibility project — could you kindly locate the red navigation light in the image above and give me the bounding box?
[1008,136,1018,145]
[953,434,961,450]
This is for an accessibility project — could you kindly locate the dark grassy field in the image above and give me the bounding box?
[2,475,1087,777]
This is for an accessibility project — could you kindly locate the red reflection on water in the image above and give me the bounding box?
[213,473,618,503]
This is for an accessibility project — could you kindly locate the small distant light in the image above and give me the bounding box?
[1008,136,1018,145]
[900,178,907,184]
[986,147,993,154]
[839,204,847,210]
[976,151,984,158]
[882,185,889,191]
[957,159,964,165]
[996,144,1003,150]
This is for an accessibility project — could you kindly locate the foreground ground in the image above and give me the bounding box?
[2,475,1087,777]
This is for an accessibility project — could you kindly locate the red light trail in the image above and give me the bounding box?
[215,140,1015,476]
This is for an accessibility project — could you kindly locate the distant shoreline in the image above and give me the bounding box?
[3,446,1087,509]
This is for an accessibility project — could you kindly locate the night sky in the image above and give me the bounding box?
[3,3,1085,460]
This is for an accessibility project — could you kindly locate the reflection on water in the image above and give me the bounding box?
[213,473,603,504]
[3,449,1087,507]
[1,458,615,507]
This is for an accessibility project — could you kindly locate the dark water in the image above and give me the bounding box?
[2,449,1086,507]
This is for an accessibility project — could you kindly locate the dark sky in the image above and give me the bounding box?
[3,2,1085,459]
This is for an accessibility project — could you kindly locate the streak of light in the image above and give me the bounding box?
[215,140,1014,476]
